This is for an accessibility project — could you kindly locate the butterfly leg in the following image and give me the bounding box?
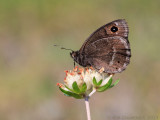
[74,61,75,68]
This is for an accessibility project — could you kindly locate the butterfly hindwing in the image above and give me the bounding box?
[84,37,131,73]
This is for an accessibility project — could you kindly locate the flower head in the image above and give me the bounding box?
[57,66,119,99]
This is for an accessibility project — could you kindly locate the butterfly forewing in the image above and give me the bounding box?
[79,19,129,54]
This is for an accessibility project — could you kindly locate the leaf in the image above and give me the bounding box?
[80,82,87,93]
[97,79,103,86]
[97,77,112,92]
[93,77,98,86]
[59,87,83,99]
[65,85,75,92]
[72,81,80,93]
[109,79,120,88]
[59,87,73,96]
[71,93,83,99]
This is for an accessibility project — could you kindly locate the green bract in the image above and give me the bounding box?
[92,77,120,92]
[59,87,84,99]
[59,81,87,99]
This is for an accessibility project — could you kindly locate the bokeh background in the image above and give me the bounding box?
[0,0,160,120]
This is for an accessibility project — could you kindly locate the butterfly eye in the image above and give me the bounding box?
[111,26,118,32]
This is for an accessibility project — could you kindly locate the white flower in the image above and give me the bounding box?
[57,66,115,98]
[64,67,93,91]
[86,67,112,87]
[64,68,83,90]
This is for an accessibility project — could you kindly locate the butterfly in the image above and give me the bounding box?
[70,19,131,73]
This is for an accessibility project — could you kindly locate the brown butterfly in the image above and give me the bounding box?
[70,19,131,73]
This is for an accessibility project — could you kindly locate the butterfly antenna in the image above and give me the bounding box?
[53,44,73,52]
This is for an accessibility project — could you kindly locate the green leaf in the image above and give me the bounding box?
[97,77,113,92]
[97,79,103,86]
[93,77,98,85]
[80,82,87,93]
[72,81,80,93]
[59,87,83,99]
[109,79,120,88]
[93,77,103,87]
[59,87,73,97]
[71,93,83,99]
[65,85,75,92]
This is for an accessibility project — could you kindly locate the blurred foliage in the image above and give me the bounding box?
[0,0,160,120]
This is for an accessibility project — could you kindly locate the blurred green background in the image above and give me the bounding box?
[0,0,160,120]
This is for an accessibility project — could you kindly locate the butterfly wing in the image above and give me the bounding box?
[85,37,131,73]
[77,19,130,73]
[79,19,129,54]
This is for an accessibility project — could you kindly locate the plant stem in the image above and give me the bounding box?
[85,96,91,120]
[89,88,96,97]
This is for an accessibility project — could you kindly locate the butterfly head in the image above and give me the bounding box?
[70,51,80,63]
